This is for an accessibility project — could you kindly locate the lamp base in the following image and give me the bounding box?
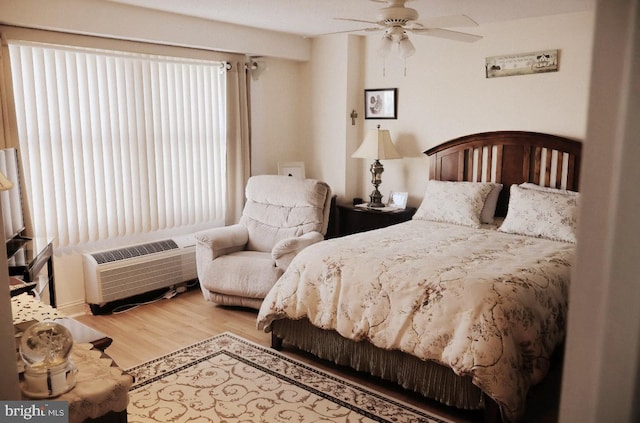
[368,189,384,208]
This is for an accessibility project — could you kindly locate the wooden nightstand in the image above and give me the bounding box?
[336,204,416,236]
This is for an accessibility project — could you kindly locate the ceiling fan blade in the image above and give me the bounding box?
[414,14,479,29]
[369,0,413,3]
[334,17,382,25]
[409,27,483,43]
[311,27,383,37]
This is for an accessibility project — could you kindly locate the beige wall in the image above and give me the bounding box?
[249,58,305,176]
[302,35,352,197]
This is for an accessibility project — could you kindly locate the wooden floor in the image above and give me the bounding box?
[75,287,562,423]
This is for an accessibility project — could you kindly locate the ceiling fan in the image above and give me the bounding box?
[331,0,482,58]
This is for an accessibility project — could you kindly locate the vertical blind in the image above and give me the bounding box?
[8,42,227,247]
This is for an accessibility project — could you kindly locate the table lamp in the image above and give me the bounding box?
[352,125,402,207]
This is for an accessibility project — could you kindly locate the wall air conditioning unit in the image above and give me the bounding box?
[83,236,197,314]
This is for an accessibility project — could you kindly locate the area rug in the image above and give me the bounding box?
[126,332,452,422]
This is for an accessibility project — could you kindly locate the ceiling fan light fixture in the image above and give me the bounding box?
[398,33,416,58]
[378,32,394,57]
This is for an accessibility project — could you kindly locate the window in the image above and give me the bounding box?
[8,41,227,247]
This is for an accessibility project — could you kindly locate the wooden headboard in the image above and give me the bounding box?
[424,131,582,217]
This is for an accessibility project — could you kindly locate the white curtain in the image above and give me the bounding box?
[8,41,227,247]
[224,60,251,225]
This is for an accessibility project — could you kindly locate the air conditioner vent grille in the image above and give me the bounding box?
[91,239,179,264]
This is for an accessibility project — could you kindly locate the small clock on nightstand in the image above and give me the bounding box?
[336,204,416,237]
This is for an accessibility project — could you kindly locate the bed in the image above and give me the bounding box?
[256,131,582,422]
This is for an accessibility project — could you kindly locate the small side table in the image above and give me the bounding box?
[18,343,132,423]
[12,293,113,351]
[337,204,417,236]
[13,294,127,423]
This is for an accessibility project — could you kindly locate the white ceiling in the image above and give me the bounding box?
[103,0,595,38]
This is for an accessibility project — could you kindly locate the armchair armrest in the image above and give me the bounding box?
[194,224,249,260]
[272,231,324,270]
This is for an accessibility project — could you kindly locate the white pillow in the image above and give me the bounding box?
[499,184,579,243]
[413,181,493,228]
[520,182,579,196]
[480,183,503,224]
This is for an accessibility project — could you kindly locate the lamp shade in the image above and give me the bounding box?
[378,33,393,58]
[352,127,402,160]
[398,35,416,58]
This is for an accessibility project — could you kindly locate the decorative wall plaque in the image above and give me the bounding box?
[485,49,559,78]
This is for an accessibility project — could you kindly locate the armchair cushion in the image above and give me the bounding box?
[194,224,249,260]
[201,251,281,300]
[240,176,330,252]
[272,231,325,270]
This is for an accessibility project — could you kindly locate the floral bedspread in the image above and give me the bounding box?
[257,219,574,421]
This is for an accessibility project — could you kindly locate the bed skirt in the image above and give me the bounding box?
[270,318,485,411]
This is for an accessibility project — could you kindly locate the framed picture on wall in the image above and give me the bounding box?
[278,162,306,179]
[364,88,397,119]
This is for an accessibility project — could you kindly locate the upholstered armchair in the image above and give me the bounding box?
[195,175,332,309]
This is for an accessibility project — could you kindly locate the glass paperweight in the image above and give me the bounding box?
[19,321,77,398]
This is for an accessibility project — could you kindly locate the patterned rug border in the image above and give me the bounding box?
[126,332,454,423]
